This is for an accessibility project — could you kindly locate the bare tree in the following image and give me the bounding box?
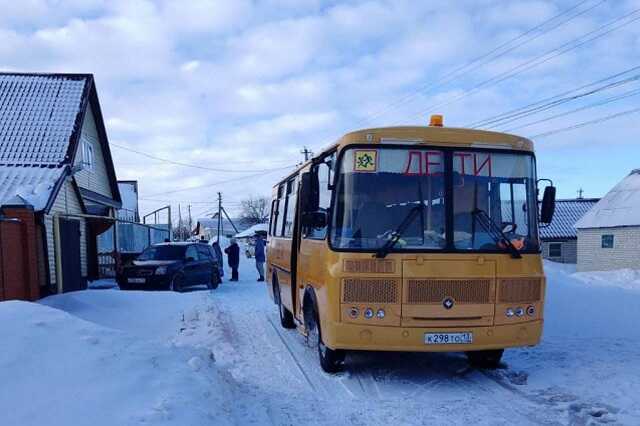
[240,195,270,226]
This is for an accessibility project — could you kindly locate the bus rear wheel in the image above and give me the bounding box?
[466,349,504,369]
[306,304,345,373]
[274,281,295,329]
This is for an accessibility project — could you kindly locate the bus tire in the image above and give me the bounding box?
[274,280,295,329]
[305,294,345,373]
[466,349,504,369]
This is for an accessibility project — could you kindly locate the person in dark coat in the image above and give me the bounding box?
[254,233,266,282]
[224,238,240,281]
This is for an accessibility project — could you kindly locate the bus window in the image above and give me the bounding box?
[283,177,298,237]
[305,154,334,239]
[269,198,278,236]
[275,184,286,237]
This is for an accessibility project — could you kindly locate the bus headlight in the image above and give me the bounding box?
[526,305,536,316]
[505,307,515,317]
[364,308,374,319]
[515,307,525,317]
[349,307,359,318]
[376,309,385,319]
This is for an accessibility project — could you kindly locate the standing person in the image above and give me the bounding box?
[254,233,266,282]
[224,238,240,281]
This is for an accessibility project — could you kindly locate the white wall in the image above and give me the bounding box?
[73,103,114,198]
[577,227,640,272]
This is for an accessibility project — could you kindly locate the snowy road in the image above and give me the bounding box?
[2,257,640,425]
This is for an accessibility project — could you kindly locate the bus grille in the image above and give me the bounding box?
[342,279,398,303]
[343,259,395,274]
[406,279,492,304]
[498,279,541,303]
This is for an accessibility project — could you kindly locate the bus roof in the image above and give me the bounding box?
[273,126,534,188]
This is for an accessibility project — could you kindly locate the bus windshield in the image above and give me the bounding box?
[330,147,539,252]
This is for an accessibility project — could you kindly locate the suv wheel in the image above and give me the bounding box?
[170,273,184,293]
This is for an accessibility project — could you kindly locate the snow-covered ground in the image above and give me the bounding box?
[1,257,639,425]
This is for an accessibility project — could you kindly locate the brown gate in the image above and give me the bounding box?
[0,208,40,301]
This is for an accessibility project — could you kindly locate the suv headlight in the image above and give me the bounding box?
[155,266,168,275]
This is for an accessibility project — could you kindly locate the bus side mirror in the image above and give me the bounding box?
[302,211,327,228]
[540,185,556,224]
[300,171,320,214]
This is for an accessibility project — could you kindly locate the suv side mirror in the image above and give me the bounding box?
[300,171,320,214]
[302,211,327,229]
[540,185,556,224]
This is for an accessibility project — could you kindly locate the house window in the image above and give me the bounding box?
[549,243,562,258]
[83,140,95,171]
[601,234,614,249]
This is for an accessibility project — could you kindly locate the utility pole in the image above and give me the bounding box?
[217,192,222,243]
[178,204,182,241]
[188,204,192,239]
[577,188,584,199]
[301,146,312,162]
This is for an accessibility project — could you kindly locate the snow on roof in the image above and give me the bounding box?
[575,169,640,229]
[0,165,65,210]
[0,74,88,166]
[234,223,268,239]
[540,198,599,239]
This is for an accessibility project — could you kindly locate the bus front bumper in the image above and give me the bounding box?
[324,320,543,352]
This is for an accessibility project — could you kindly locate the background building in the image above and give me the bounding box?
[575,169,640,272]
[540,198,599,264]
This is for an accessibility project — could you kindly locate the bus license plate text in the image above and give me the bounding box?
[425,332,473,345]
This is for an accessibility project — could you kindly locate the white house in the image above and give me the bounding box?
[575,169,640,272]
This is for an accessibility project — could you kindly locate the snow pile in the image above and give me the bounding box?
[572,267,640,292]
[0,295,234,426]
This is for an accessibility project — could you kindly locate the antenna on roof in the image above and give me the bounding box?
[577,188,584,199]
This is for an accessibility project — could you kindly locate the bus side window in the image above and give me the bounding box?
[284,177,298,238]
[305,158,333,239]
[274,184,286,237]
[269,198,278,236]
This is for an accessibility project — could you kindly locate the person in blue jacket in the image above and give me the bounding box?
[224,238,240,281]
[254,233,266,282]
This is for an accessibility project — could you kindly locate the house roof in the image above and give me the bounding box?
[0,73,89,166]
[575,169,640,229]
[0,166,65,210]
[0,72,121,211]
[540,198,599,240]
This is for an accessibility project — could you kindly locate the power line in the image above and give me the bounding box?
[355,0,604,127]
[503,86,640,132]
[144,165,295,197]
[412,8,640,121]
[111,142,297,173]
[529,106,640,139]
[467,65,640,128]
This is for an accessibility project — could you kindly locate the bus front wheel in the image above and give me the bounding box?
[466,349,504,369]
[306,302,345,373]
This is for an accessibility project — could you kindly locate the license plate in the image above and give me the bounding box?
[425,332,473,345]
[128,278,146,284]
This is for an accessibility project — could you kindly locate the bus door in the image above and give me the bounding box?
[297,155,335,321]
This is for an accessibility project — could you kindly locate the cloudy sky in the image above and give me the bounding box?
[1,0,639,219]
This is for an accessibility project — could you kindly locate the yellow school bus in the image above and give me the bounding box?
[266,116,556,372]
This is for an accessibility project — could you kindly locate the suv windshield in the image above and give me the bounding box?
[137,245,186,261]
[330,147,539,252]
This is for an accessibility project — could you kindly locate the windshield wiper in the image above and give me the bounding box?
[375,204,423,259]
[471,209,522,259]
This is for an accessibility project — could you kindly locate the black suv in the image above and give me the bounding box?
[118,242,222,292]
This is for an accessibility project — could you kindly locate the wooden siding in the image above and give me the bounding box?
[73,103,114,199]
[577,227,640,272]
[45,179,87,285]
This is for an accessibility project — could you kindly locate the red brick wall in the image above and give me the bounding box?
[0,207,41,301]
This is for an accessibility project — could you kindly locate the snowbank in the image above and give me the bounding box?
[572,268,640,292]
[0,298,233,426]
